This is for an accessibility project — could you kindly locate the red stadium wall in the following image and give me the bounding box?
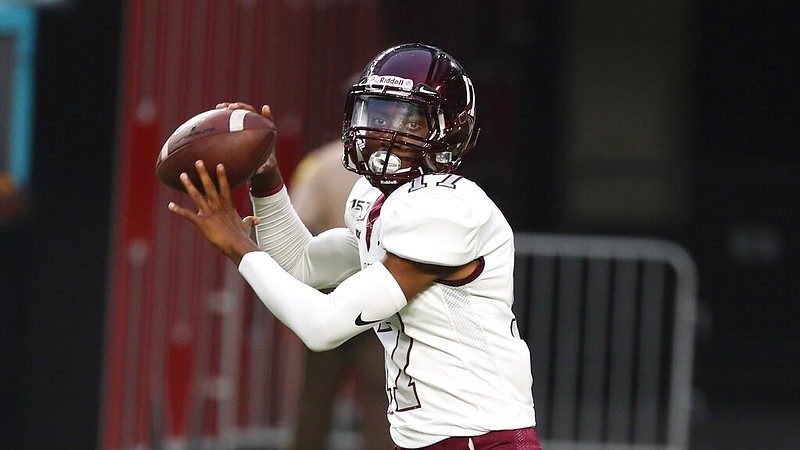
[101,1,385,448]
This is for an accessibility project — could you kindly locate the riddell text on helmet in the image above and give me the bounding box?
[368,75,414,90]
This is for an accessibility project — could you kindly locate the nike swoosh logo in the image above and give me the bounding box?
[354,312,383,326]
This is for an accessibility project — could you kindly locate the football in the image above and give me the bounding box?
[156,108,277,193]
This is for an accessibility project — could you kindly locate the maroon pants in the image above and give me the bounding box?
[395,427,542,450]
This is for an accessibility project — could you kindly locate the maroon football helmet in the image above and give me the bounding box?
[342,43,479,192]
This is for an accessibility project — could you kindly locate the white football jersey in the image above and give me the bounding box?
[344,173,536,448]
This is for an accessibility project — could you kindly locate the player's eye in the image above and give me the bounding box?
[373,116,387,127]
[406,120,421,131]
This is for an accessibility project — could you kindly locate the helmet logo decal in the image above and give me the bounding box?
[368,150,402,174]
[367,74,414,91]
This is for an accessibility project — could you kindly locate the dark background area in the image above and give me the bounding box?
[687,2,799,448]
[693,0,799,382]
[1,0,798,448]
[0,1,120,448]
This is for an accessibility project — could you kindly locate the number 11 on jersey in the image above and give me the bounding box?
[377,316,422,412]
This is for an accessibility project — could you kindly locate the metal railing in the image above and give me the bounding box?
[513,233,697,450]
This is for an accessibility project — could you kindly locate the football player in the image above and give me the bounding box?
[169,43,541,450]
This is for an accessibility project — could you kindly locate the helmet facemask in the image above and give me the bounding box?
[343,95,452,190]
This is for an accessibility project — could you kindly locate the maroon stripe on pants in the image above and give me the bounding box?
[395,427,542,450]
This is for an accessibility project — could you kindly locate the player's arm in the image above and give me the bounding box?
[238,249,474,351]
[250,184,359,289]
[382,252,479,299]
[167,161,471,351]
[215,102,359,287]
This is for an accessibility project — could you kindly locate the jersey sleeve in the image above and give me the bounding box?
[380,179,490,267]
[251,186,360,289]
[239,252,407,352]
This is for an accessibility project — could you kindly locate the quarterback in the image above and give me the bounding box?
[169,43,541,449]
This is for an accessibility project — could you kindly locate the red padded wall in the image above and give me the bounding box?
[101,1,385,448]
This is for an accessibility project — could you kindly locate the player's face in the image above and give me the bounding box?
[351,97,430,138]
[351,97,431,175]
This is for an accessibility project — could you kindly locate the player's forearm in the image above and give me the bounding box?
[251,186,361,289]
[239,252,407,351]
[250,185,314,270]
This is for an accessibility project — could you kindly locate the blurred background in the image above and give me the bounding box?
[0,0,797,449]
